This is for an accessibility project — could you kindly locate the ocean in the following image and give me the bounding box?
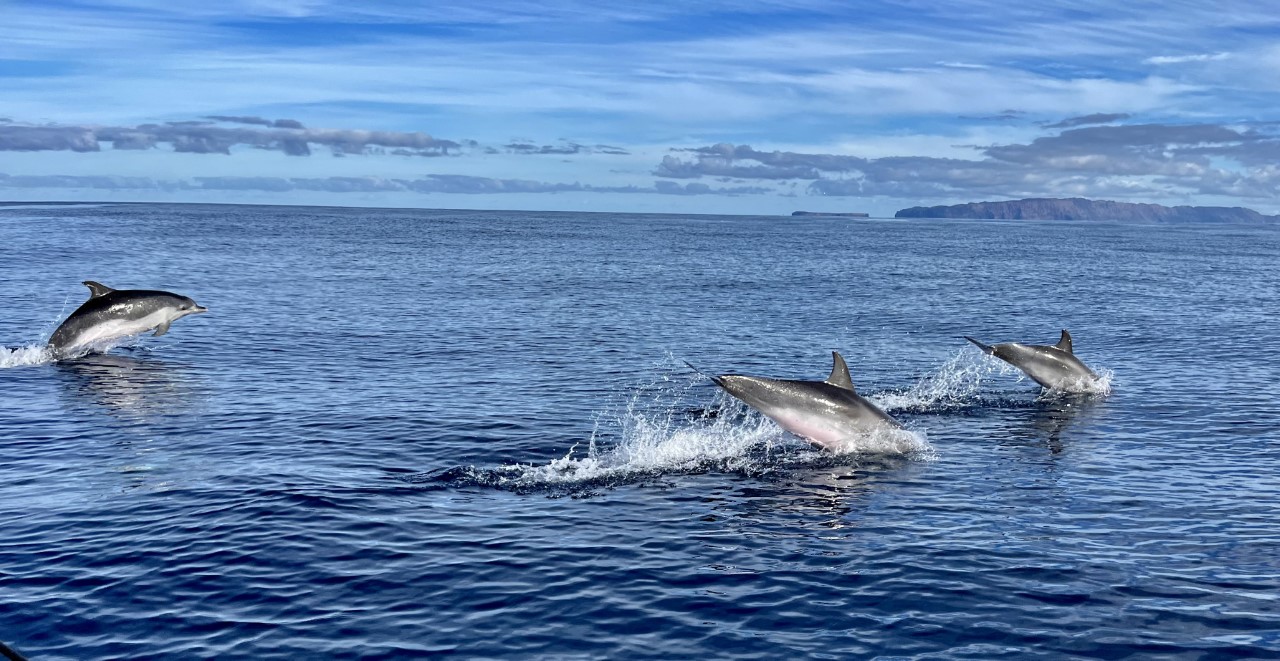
[1,203,1278,659]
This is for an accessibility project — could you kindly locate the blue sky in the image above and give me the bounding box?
[2,0,1279,215]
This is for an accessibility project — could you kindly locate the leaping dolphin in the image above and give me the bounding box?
[965,329,1098,392]
[47,281,207,360]
[708,351,904,453]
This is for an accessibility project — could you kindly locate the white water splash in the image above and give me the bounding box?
[1,296,75,368]
[871,350,1024,413]
[1042,368,1114,397]
[1,336,147,369]
[0,344,54,368]
[827,425,936,458]
[490,406,784,487]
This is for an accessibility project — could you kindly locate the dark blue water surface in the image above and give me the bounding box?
[1,203,1279,659]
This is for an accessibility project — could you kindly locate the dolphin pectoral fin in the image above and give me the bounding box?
[83,280,114,299]
[1056,329,1073,354]
[153,322,171,337]
[965,336,996,355]
[825,351,855,392]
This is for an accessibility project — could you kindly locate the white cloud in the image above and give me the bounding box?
[0,2,1267,134]
[936,61,990,69]
[3,1,1280,213]
[1144,52,1231,65]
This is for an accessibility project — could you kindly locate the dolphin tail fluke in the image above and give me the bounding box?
[964,336,995,355]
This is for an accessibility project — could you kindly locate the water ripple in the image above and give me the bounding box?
[1,206,1278,659]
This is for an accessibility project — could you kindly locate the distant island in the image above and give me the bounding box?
[792,211,869,217]
[894,198,1278,223]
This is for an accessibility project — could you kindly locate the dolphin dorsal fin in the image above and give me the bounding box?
[1056,329,1073,354]
[825,351,855,392]
[83,281,114,299]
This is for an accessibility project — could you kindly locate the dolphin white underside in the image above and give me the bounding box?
[762,405,904,453]
[61,309,174,354]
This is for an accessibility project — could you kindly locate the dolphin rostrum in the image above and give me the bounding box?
[965,329,1099,392]
[47,281,207,360]
[709,351,904,452]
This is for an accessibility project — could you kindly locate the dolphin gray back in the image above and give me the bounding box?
[968,329,1073,357]
[58,287,188,322]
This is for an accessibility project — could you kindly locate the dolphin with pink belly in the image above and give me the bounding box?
[47,281,207,360]
[708,351,903,452]
[965,329,1099,392]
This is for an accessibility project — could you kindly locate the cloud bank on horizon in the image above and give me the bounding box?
[3,0,1280,214]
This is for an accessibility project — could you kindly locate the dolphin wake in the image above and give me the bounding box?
[871,350,1027,413]
[874,348,1113,413]
[421,350,1116,494]
[421,360,944,494]
[0,337,151,368]
[0,344,53,368]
